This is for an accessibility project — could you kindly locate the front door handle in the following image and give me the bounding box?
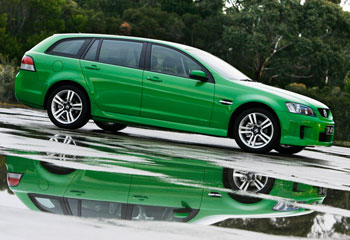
[146,76,162,82]
[85,65,100,70]
[132,195,148,201]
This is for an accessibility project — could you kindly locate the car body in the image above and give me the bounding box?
[15,33,335,153]
[6,153,326,224]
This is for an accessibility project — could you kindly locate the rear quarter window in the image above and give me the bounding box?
[46,38,91,58]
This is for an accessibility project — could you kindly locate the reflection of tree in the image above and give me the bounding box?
[0,155,7,190]
[323,189,350,236]
[216,189,350,237]
[0,155,12,194]
[215,212,315,237]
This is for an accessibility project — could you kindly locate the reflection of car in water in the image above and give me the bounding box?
[6,153,326,224]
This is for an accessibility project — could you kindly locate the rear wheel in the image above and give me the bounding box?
[94,120,127,132]
[233,108,280,153]
[274,145,305,155]
[47,85,90,129]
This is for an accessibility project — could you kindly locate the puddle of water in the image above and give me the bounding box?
[0,108,350,238]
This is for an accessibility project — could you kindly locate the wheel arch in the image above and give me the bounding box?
[227,102,281,139]
[43,80,91,110]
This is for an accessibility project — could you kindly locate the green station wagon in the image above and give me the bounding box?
[15,33,335,154]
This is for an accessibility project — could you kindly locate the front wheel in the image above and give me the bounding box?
[233,108,280,153]
[47,85,90,129]
[94,120,127,132]
[274,145,305,155]
[223,168,275,203]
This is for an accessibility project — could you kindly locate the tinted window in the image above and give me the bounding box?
[151,45,202,78]
[131,205,181,222]
[81,200,123,219]
[98,40,143,68]
[84,40,99,61]
[49,39,88,57]
[68,198,79,216]
[188,49,249,81]
[33,196,64,214]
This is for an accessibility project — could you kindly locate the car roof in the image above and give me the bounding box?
[53,33,198,51]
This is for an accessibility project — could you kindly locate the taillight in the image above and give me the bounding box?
[20,55,36,72]
[7,172,23,187]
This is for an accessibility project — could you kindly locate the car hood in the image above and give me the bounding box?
[235,81,329,109]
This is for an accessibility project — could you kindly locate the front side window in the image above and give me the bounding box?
[151,45,202,78]
[98,39,143,68]
[48,39,89,58]
[188,49,249,81]
[131,205,181,222]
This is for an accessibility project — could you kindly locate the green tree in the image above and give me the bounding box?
[223,0,350,88]
[123,7,185,42]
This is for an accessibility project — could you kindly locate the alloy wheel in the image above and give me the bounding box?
[238,112,274,149]
[51,89,83,125]
[232,170,269,192]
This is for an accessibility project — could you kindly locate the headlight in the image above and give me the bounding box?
[273,202,300,212]
[286,103,316,116]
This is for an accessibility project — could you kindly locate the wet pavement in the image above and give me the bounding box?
[0,107,350,238]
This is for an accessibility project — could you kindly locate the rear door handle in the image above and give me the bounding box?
[146,76,162,82]
[70,190,85,195]
[85,65,100,70]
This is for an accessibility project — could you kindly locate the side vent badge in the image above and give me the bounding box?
[220,99,233,105]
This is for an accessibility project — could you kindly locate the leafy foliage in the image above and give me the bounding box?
[0,0,349,140]
[0,55,18,103]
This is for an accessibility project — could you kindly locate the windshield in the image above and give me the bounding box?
[188,49,250,81]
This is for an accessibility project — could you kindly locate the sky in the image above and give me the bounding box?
[302,0,350,11]
[341,0,350,11]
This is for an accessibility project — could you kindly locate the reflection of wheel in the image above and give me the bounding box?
[94,120,127,132]
[42,134,77,175]
[40,161,75,175]
[47,85,90,129]
[47,134,76,161]
[274,145,305,155]
[223,168,275,203]
[233,108,280,153]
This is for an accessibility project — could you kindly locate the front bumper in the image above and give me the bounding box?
[277,110,334,147]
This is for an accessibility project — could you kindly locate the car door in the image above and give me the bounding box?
[64,170,132,204]
[80,39,145,116]
[127,161,205,211]
[141,44,214,127]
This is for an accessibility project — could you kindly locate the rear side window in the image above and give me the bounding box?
[47,38,90,58]
[98,39,143,68]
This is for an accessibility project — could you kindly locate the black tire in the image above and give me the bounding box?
[274,145,305,154]
[233,107,280,153]
[94,120,127,132]
[47,85,90,129]
[223,168,275,203]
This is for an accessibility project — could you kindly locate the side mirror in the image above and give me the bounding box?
[173,208,192,219]
[189,70,208,82]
